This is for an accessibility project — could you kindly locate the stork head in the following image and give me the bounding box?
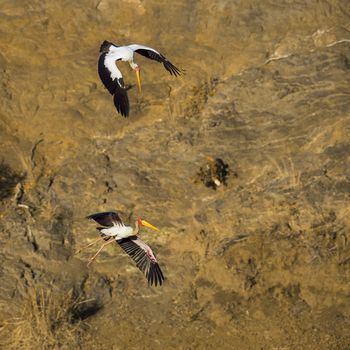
[130,63,142,94]
[137,218,160,231]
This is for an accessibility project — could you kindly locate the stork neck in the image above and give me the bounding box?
[133,220,140,235]
[129,61,138,70]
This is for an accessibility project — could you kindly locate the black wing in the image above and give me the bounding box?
[98,53,118,95]
[117,236,165,286]
[129,45,182,77]
[98,53,130,117]
[87,211,124,227]
[113,86,129,117]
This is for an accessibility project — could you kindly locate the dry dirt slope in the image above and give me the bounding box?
[1,0,350,349]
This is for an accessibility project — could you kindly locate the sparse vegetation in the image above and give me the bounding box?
[0,285,95,350]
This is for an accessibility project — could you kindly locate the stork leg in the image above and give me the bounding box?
[75,236,107,255]
[87,239,115,266]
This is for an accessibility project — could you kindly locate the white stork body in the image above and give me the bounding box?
[100,224,133,239]
[84,211,164,286]
[98,40,182,117]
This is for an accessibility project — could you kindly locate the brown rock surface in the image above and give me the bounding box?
[1,0,350,349]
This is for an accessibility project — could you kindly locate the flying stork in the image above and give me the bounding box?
[98,40,182,117]
[78,211,164,286]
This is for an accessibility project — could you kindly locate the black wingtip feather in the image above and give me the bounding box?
[147,263,164,287]
[113,88,129,117]
[163,61,182,77]
[156,264,164,285]
[154,265,160,286]
[154,268,165,286]
[149,268,154,286]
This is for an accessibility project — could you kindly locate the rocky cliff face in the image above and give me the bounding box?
[1,1,350,349]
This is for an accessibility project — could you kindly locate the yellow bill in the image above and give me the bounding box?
[135,69,142,94]
[141,220,160,231]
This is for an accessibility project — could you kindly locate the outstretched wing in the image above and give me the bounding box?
[87,212,124,227]
[117,236,165,286]
[98,53,119,94]
[128,44,182,77]
[113,87,129,117]
[98,53,130,117]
